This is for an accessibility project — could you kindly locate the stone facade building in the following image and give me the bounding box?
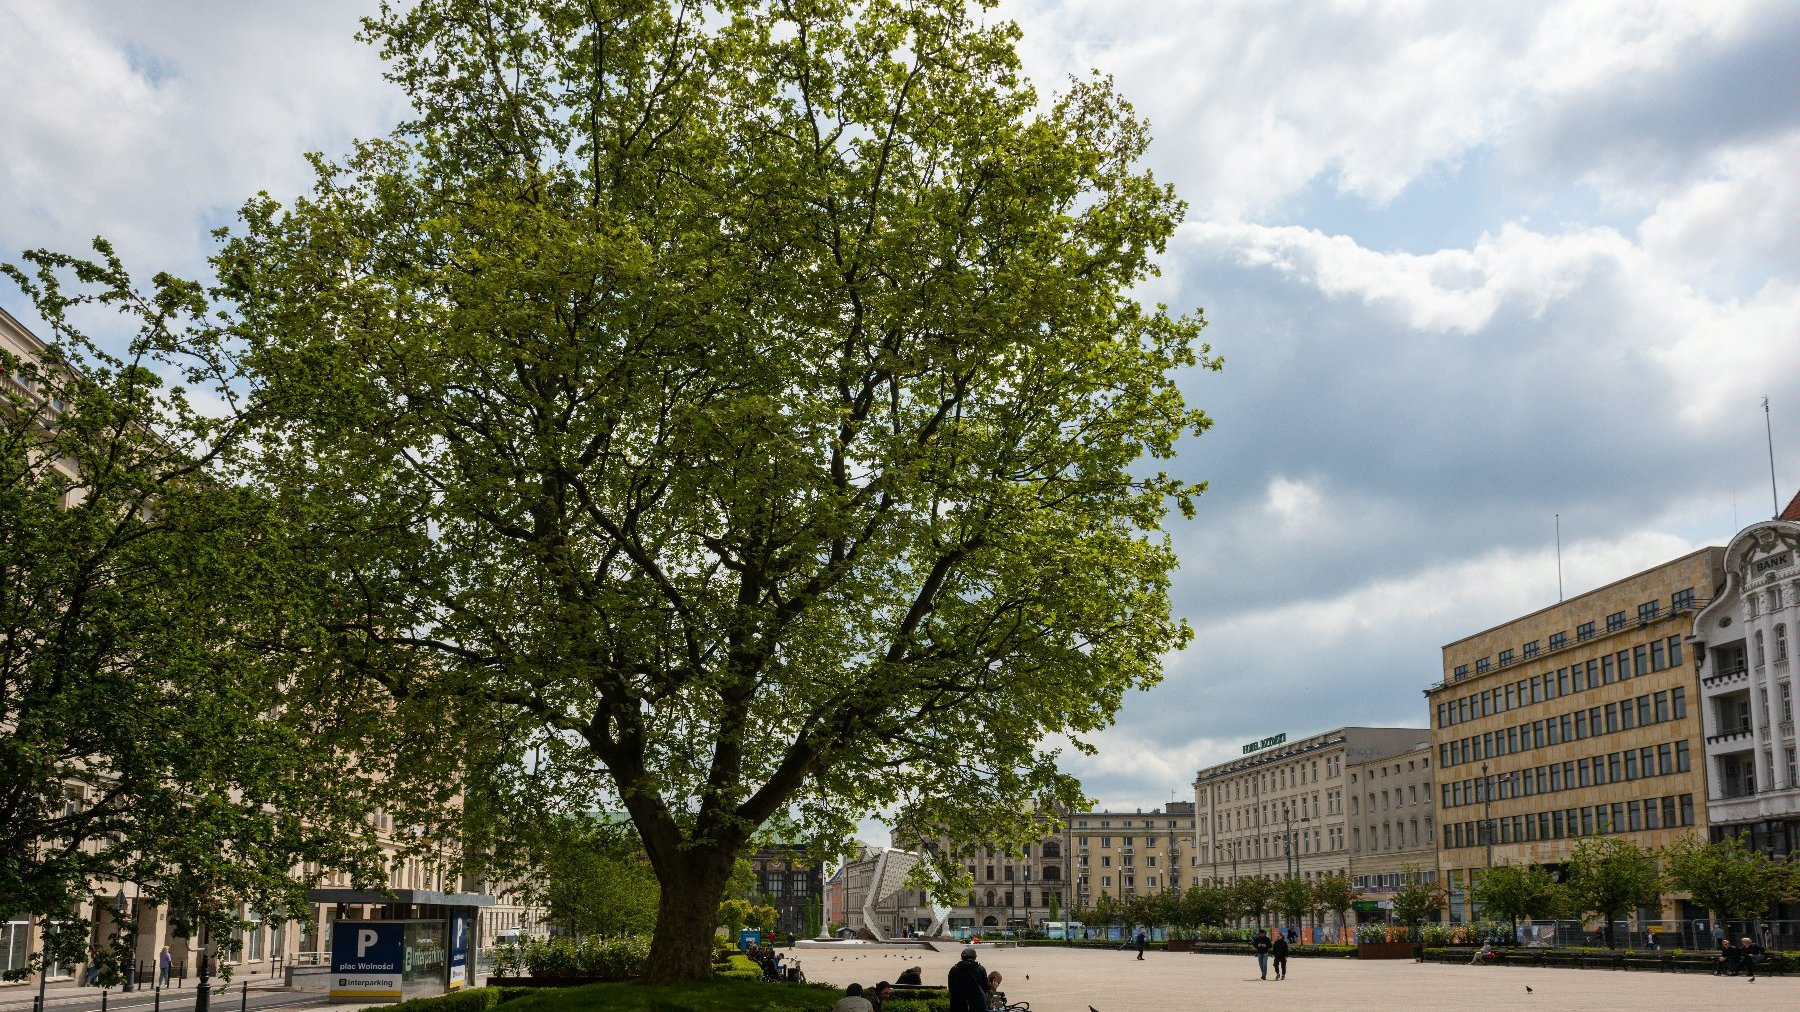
[1195,727,1426,887]
[1065,803,1193,913]
[1428,547,1722,923]
[1691,496,1800,869]
[1345,741,1440,912]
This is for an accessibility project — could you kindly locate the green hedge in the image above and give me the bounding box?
[717,955,763,981]
[884,998,950,1012]
[522,936,652,978]
[386,988,499,1012]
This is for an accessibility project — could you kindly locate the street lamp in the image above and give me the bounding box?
[1281,808,1310,879]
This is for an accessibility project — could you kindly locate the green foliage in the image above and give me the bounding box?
[521,936,652,979]
[1389,874,1447,928]
[1564,838,1662,948]
[719,899,754,935]
[1272,876,1312,923]
[234,0,1212,981]
[387,988,500,1012]
[715,955,763,981]
[493,979,839,1012]
[1664,832,1794,922]
[1231,877,1277,926]
[1177,881,1233,929]
[1310,873,1356,929]
[1470,863,1565,934]
[884,999,952,1012]
[0,244,386,981]
[535,818,660,940]
[747,905,780,935]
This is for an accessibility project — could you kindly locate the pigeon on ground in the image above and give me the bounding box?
[1525,986,1533,993]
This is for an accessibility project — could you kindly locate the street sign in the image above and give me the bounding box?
[330,923,404,1001]
[449,913,470,990]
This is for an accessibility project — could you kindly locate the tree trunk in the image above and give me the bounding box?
[642,848,737,983]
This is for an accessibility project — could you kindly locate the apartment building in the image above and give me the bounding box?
[1345,741,1440,909]
[1691,496,1800,866]
[1065,803,1195,910]
[1195,727,1424,885]
[1428,547,1724,923]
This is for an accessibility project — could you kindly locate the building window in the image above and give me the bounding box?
[1549,631,1567,650]
[1637,601,1659,625]
[1778,625,1789,662]
[1607,611,1626,632]
[1454,664,1469,680]
[1577,621,1596,641]
[1757,631,1767,666]
[1476,658,1491,674]
[1499,649,1516,667]
[1672,587,1695,610]
[1523,640,1540,658]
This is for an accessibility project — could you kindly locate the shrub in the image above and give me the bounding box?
[520,936,652,979]
[717,955,763,981]
[386,988,498,1012]
[885,998,951,1012]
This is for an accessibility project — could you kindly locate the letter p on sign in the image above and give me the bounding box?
[358,929,380,957]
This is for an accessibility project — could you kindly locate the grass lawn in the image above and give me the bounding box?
[498,979,843,1012]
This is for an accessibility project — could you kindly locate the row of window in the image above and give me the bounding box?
[1441,688,1688,768]
[1443,794,1695,849]
[1075,836,1182,849]
[1073,874,1176,894]
[1450,591,1694,679]
[1354,870,1438,890]
[1441,739,1692,809]
[970,864,1062,881]
[1439,636,1684,728]
[1072,818,1187,830]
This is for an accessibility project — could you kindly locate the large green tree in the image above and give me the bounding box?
[1664,833,1794,928]
[232,0,1212,982]
[1389,866,1445,931]
[1469,863,1564,940]
[1564,838,1662,948]
[0,248,383,981]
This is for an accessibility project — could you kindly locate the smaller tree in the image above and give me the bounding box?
[1232,876,1276,929]
[717,898,753,938]
[1664,833,1788,929]
[748,905,780,936]
[1565,838,1661,948]
[1469,863,1564,941]
[1390,866,1447,932]
[1182,880,1233,929]
[1311,873,1358,940]
[1273,877,1311,934]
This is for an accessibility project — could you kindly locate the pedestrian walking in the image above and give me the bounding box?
[1135,929,1147,960]
[158,946,173,986]
[1271,932,1289,980]
[1253,928,1272,980]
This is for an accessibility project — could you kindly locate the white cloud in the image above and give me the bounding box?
[1002,0,1783,219]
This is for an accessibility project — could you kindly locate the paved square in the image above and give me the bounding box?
[796,945,1790,1011]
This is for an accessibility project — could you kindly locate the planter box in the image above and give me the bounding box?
[1165,940,1196,953]
[1357,941,1420,960]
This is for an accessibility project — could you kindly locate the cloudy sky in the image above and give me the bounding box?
[4,0,1798,820]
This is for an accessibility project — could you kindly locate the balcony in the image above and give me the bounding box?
[1701,665,1751,689]
[1707,726,1754,746]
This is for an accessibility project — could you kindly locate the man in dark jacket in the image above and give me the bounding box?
[946,947,990,1012]
[1253,928,1272,980]
[1135,929,1147,960]
[1271,932,1289,980]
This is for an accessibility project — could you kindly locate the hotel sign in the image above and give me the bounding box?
[1242,732,1287,755]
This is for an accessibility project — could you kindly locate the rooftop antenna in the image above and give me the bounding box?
[1555,514,1563,602]
[1767,396,1780,516]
